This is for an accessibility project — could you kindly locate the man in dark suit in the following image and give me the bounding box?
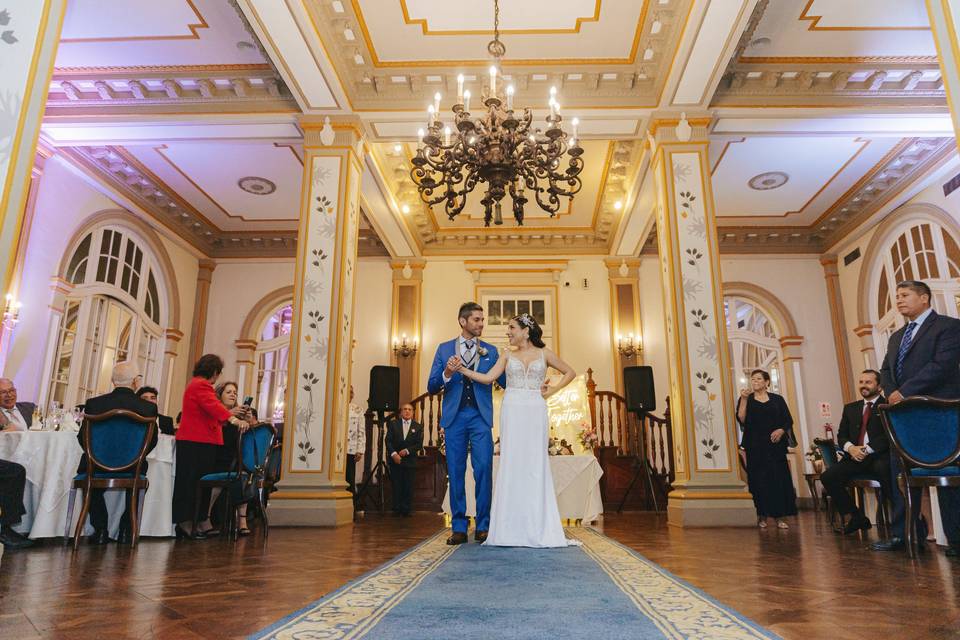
[0,378,34,431]
[136,386,175,435]
[874,280,960,554]
[79,362,158,544]
[0,459,33,549]
[820,370,888,535]
[386,403,423,517]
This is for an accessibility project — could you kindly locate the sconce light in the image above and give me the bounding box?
[393,333,418,358]
[616,332,641,358]
[3,294,22,327]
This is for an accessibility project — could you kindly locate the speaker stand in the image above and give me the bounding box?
[617,411,662,513]
[356,410,392,513]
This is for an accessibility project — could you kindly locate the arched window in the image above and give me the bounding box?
[871,216,960,353]
[256,303,292,422]
[47,225,167,408]
[724,296,783,395]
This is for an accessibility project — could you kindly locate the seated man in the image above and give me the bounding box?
[0,378,35,431]
[78,361,158,545]
[820,370,889,535]
[0,459,33,549]
[136,386,175,435]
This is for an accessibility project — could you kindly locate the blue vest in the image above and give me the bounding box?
[459,375,478,410]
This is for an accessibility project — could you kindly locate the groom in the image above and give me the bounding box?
[428,302,506,545]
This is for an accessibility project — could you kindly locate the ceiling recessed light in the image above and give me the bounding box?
[343,28,355,41]
[614,201,623,210]
[401,204,410,214]
[394,143,402,153]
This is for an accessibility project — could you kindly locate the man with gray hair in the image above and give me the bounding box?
[0,378,35,431]
[77,361,158,544]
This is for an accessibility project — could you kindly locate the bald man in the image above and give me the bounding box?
[0,378,35,431]
[78,361,158,544]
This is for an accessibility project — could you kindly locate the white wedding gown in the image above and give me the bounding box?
[484,351,578,548]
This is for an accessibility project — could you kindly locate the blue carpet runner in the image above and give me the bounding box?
[251,528,779,639]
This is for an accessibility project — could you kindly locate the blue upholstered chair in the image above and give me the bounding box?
[814,438,889,535]
[194,424,276,539]
[66,410,157,550]
[879,397,960,557]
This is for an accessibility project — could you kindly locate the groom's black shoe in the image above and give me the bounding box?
[474,530,488,543]
[446,532,468,546]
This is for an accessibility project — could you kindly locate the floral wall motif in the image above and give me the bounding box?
[0,4,45,189]
[331,160,362,473]
[291,155,341,470]
[669,152,731,470]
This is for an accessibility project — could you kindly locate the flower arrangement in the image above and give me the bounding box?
[804,443,822,463]
[578,423,599,450]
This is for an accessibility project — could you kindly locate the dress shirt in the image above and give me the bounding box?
[402,419,411,440]
[442,336,479,383]
[908,307,934,334]
[843,396,880,455]
[1,406,27,431]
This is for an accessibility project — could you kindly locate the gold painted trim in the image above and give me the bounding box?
[274,142,305,166]
[799,0,930,31]
[269,490,354,500]
[53,63,273,75]
[60,0,209,42]
[399,0,602,35]
[930,0,960,151]
[152,144,300,223]
[2,0,65,295]
[738,55,939,64]
[347,0,650,67]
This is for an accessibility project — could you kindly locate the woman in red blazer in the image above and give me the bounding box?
[172,354,249,538]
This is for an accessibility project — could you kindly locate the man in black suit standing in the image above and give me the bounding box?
[79,361,158,544]
[874,280,960,554]
[820,370,888,535]
[0,378,35,431]
[386,403,423,517]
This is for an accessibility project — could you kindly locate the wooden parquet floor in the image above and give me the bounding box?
[1,510,958,639]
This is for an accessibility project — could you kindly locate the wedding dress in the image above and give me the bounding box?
[484,350,577,548]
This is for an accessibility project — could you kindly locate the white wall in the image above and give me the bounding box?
[4,155,200,409]
[352,258,392,405]
[203,259,295,379]
[639,256,670,411]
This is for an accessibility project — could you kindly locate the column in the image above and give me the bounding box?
[161,329,184,415]
[605,258,643,395]
[234,339,258,401]
[927,0,960,148]
[649,114,754,527]
[820,255,854,401]
[273,117,364,527]
[0,1,67,294]
[853,324,878,370]
[391,260,424,405]
[186,259,216,368]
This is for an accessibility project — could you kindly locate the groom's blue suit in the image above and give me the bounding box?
[428,338,506,534]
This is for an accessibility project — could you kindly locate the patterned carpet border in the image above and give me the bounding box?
[248,529,456,640]
[569,528,780,639]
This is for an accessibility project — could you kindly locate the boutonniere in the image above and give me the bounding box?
[477,346,489,357]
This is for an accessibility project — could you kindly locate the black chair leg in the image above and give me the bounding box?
[901,473,915,558]
[193,486,204,537]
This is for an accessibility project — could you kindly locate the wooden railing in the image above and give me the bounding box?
[585,368,674,484]
[359,368,675,511]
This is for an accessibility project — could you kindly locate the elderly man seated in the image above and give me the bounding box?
[0,378,35,431]
[78,361,158,545]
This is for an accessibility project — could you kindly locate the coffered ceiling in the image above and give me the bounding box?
[36,0,959,260]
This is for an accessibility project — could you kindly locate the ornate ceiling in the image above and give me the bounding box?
[36,0,958,259]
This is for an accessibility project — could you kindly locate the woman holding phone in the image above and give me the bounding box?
[212,382,258,535]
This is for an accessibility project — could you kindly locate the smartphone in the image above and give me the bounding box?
[242,396,253,407]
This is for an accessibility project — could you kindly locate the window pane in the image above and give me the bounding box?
[147,272,160,324]
[67,234,91,284]
[532,300,546,324]
[488,300,501,325]
[517,300,530,316]
[503,300,516,319]
[877,269,889,319]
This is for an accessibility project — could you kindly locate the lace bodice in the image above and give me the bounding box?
[505,351,547,391]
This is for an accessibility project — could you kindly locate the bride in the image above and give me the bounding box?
[455,312,578,548]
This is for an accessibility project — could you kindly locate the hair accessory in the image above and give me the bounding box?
[517,313,536,329]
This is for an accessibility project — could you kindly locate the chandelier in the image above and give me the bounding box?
[410,0,584,226]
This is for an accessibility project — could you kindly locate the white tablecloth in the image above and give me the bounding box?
[442,454,604,522]
[0,431,175,539]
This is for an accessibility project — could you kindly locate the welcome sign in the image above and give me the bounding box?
[546,374,591,454]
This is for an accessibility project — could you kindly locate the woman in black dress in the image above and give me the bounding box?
[737,369,797,529]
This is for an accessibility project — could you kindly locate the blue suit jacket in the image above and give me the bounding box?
[880,310,960,399]
[427,338,506,429]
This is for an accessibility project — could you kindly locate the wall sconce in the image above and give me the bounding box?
[393,333,418,358]
[616,333,641,358]
[3,294,22,327]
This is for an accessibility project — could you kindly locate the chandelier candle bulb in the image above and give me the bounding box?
[464,89,471,112]
[489,65,497,95]
[572,117,579,138]
[457,74,464,103]
[427,104,435,126]
[434,92,442,114]
[506,84,515,110]
[444,126,451,146]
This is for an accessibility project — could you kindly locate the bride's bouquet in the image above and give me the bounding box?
[577,423,599,451]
